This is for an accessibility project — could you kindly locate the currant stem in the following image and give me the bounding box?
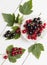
[1,60,6,65]
[21,53,30,65]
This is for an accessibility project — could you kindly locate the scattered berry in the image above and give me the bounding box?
[3,55,8,59]
[22,30,27,33]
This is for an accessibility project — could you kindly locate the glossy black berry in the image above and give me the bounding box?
[6,30,11,34]
[8,33,14,39]
[33,25,37,30]
[38,21,42,24]
[4,34,8,37]
[37,17,40,20]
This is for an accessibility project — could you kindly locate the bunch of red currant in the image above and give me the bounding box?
[3,47,22,60]
[22,17,46,40]
[11,47,22,56]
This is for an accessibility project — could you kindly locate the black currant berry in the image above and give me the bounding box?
[37,17,40,20]
[6,30,11,34]
[38,21,42,24]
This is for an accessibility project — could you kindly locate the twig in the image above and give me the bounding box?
[0,25,7,37]
[1,60,6,65]
[21,53,30,65]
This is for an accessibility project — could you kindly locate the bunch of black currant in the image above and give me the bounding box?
[4,28,20,39]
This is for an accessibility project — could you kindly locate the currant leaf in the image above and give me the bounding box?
[2,13,15,26]
[6,45,13,53]
[19,0,33,15]
[28,43,44,59]
[8,54,17,63]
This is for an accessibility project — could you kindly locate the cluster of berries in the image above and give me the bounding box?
[11,47,22,56]
[3,47,22,59]
[22,17,46,40]
[4,28,20,39]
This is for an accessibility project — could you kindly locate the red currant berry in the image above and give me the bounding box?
[16,28,20,33]
[19,48,22,50]
[44,23,46,26]
[22,30,27,33]
[26,19,32,24]
[33,37,37,40]
[17,51,22,54]
[3,55,8,59]
[27,35,31,39]
[42,23,46,29]
[12,47,18,51]
[11,53,15,56]
[14,52,18,55]
[23,24,26,27]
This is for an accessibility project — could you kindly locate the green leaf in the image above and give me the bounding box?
[14,33,21,39]
[15,14,23,24]
[12,26,19,32]
[8,55,17,63]
[28,43,44,59]
[37,43,44,51]
[19,0,33,15]
[2,13,15,26]
[18,16,23,24]
[6,45,13,53]
[15,14,20,23]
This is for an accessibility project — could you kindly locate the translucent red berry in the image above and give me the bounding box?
[16,28,20,33]
[22,30,27,33]
[3,55,8,59]
[26,19,32,24]
[12,47,18,51]
[27,35,31,39]
[19,48,22,50]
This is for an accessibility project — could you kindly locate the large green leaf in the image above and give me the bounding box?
[6,45,13,53]
[19,0,33,15]
[2,13,15,26]
[28,43,44,59]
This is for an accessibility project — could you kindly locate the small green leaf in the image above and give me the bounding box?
[28,43,44,59]
[14,33,21,39]
[2,13,15,26]
[8,55,17,63]
[18,16,23,24]
[15,14,20,23]
[19,0,33,15]
[6,45,13,53]
[12,26,19,32]
[15,14,23,24]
